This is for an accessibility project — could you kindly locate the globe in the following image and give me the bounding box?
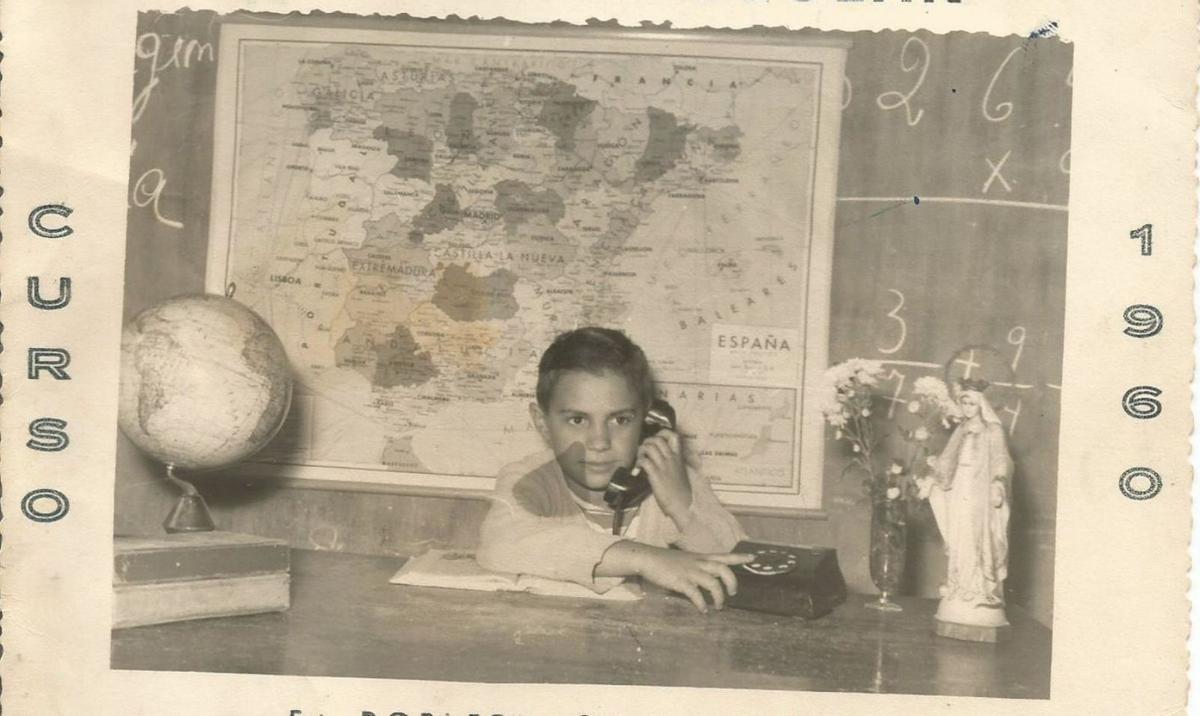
[118,294,294,472]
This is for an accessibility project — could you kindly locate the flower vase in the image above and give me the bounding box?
[866,493,907,612]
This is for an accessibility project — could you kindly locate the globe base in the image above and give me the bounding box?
[163,493,216,533]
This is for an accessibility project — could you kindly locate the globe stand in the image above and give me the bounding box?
[162,464,216,533]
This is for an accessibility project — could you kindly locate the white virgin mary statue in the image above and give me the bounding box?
[918,380,1013,640]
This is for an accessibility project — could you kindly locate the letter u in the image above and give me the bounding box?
[28,276,71,310]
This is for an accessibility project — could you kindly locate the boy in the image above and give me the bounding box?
[477,327,751,612]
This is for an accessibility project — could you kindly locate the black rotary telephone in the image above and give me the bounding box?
[603,399,676,532]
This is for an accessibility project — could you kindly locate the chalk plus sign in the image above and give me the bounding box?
[953,349,981,379]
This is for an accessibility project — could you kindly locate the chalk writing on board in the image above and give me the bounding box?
[1059,149,1071,175]
[842,76,853,110]
[946,344,1021,386]
[1007,326,1027,371]
[880,360,941,370]
[982,46,1021,123]
[129,31,215,231]
[877,289,907,355]
[130,168,184,229]
[999,398,1022,434]
[951,348,981,380]
[983,150,1013,194]
[132,31,214,123]
[875,36,929,126]
[838,196,1067,212]
[883,368,907,418]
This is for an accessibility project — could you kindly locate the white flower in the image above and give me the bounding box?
[835,429,843,439]
[914,426,930,441]
[886,487,901,500]
[860,408,871,417]
[888,463,903,475]
[912,376,961,418]
[907,400,921,413]
[852,444,861,453]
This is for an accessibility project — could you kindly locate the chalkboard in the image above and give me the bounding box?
[831,32,1070,535]
[123,13,1069,530]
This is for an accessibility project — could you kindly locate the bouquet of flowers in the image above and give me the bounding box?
[817,359,962,504]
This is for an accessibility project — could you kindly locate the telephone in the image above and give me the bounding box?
[603,398,677,516]
[724,540,848,618]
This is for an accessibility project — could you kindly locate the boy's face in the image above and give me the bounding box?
[531,368,645,494]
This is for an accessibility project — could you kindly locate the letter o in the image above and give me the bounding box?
[21,488,70,522]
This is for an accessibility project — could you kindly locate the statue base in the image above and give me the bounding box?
[935,619,1011,643]
[935,597,1010,642]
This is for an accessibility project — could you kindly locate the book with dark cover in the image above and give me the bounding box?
[114,532,289,584]
[725,540,848,619]
[112,531,291,629]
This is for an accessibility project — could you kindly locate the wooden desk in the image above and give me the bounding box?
[111,550,1050,698]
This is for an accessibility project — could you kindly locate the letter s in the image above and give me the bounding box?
[27,417,70,452]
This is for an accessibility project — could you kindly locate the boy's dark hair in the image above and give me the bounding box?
[536,327,654,411]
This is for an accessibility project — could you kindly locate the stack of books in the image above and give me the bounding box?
[112,532,290,629]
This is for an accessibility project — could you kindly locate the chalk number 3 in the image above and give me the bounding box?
[878,289,907,355]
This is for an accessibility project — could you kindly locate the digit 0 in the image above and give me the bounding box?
[1118,467,1162,501]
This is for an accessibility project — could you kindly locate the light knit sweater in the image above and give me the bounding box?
[477,449,746,593]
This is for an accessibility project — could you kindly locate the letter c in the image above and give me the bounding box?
[29,204,74,238]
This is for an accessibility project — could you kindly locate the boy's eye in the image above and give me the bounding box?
[612,415,634,426]
[566,416,586,426]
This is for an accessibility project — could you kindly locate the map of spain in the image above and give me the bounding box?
[216,37,822,493]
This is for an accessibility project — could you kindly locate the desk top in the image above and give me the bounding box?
[111,549,1050,699]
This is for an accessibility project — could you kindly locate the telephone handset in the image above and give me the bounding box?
[603,398,677,517]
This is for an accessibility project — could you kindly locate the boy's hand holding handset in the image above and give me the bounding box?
[634,428,693,527]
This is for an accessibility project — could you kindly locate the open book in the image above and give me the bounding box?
[389,549,643,601]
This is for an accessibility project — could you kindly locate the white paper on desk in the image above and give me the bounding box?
[389,549,643,601]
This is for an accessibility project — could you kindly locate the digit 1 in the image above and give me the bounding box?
[886,369,906,419]
[1130,224,1152,256]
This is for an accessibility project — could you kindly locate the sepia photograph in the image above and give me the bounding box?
[105,10,1074,699]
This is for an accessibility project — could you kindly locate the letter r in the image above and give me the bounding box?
[28,348,72,380]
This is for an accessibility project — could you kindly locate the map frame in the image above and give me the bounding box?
[204,19,847,514]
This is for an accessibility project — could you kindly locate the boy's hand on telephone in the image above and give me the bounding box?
[637,548,754,613]
[636,429,692,523]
